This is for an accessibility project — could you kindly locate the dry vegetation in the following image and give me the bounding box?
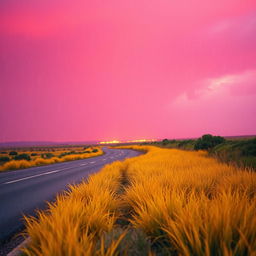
[0,146,103,172]
[23,146,256,255]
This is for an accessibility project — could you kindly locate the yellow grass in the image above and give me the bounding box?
[123,146,256,255]
[0,147,103,172]
[23,146,256,255]
[23,161,125,256]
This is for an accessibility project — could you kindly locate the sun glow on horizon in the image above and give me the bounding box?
[99,140,121,144]
[99,139,156,144]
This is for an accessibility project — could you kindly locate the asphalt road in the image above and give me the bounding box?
[0,147,141,243]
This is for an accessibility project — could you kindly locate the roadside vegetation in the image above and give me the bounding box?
[211,138,256,169]
[154,135,256,169]
[23,146,256,255]
[0,146,102,172]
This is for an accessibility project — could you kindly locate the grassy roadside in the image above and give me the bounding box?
[152,136,256,169]
[210,138,256,169]
[0,147,103,172]
[22,146,256,255]
[22,160,141,256]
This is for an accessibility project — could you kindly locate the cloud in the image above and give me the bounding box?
[208,12,256,43]
[173,69,256,106]
[206,70,256,96]
[168,70,256,137]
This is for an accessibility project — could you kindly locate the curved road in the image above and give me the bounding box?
[0,147,141,243]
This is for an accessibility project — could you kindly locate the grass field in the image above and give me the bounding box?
[0,146,103,172]
[23,146,256,255]
[154,136,256,169]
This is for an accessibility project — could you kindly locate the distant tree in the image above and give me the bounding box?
[92,149,98,153]
[14,154,31,161]
[194,134,225,150]
[9,151,18,156]
[31,153,38,156]
[162,139,170,145]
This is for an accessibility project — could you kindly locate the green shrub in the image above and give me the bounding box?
[178,140,194,149]
[9,151,18,156]
[92,149,98,153]
[31,153,38,156]
[211,138,256,169]
[1,152,7,154]
[161,139,177,146]
[241,138,256,156]
[41,153,54,159]
[0,156,10,162]
[162,139,170,145]
[194,134,225,150]
[14,154,31,161]
[58,151,79,158]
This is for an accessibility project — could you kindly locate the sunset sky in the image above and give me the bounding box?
[1,0,256,142]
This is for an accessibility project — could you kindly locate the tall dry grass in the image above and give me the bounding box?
[123,146,256,255]
[0,148,103,172]
[23,146,256,255]
[23,161,125,256]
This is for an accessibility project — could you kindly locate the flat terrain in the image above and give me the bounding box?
[0,147,140,243]
[22,146,256,256]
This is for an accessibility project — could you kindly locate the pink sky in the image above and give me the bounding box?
[0,0,256,142]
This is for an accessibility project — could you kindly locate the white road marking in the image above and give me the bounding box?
[2,152,126,185]
[3,169,66,185]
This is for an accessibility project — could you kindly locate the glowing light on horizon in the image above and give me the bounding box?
[99,140,121,144]
[126,139,156,143]
[99,139,156,144]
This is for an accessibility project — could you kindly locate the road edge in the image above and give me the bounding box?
[7,238,30,256]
